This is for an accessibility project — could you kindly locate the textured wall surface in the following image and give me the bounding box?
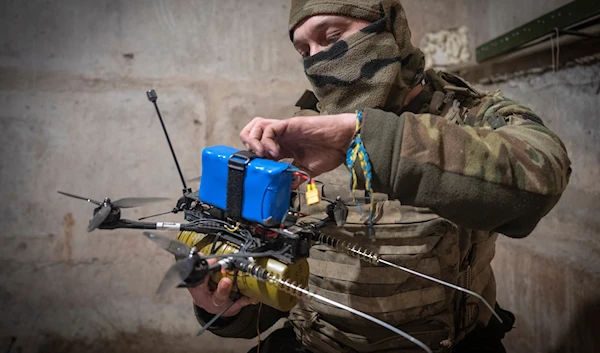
[1,1,599,353]
[0,1,307,352]
[464,0,571,46]
[484,63,600,353]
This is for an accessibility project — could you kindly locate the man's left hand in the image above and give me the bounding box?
[240,113,356,177]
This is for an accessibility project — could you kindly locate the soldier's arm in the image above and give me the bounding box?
[194,303,287,339]
[359,94,571,238]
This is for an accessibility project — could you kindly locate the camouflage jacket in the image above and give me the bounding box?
[194,70,572,349]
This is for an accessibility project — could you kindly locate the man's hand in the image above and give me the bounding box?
[240,113,356,177]
[188,258,257,317]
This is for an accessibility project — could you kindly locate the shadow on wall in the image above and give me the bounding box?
[550,298,600,353]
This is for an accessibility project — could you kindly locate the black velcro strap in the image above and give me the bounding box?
[227,151,256,220]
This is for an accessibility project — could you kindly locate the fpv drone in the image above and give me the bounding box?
[58,90,501,353]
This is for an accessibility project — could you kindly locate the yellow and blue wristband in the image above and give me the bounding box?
[345,110,375,239]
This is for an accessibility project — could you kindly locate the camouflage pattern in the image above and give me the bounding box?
[289,194,461,352]
[358,81,571,237]
[397,93,570,197]
[197,74,570,350]
[195,1,571,351]
[283,71,572,351]
[290,0,425,115]
[289,0,382,33]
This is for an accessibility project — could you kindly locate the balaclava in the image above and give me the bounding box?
[289,0,425,115]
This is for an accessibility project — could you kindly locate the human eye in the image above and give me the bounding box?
[325,32,341,45]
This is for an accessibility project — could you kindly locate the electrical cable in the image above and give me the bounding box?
[314,232,503,324]
[288,168,312,183]
[195,300,237,337]
[256,303,263,352]
[267,275,432,353]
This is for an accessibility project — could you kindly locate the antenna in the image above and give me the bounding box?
[147,89,190,193]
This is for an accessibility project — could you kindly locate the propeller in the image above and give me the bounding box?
[333,201,349,227]
[138,210,175,221]
[323,196,385,206]
[112,197,170,208]
[58,191,170,232]
[143,232,203,295]
[57,191,101,205]
[156,257,198,295]
[324,196,388,227]
[143,231,191,258]
[87,204,112,232]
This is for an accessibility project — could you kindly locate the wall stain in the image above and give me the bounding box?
[16,241,27,251]
[63,213,75,262]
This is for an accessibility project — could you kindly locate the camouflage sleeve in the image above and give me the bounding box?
[194,304,286,339]
[359,94,571,237]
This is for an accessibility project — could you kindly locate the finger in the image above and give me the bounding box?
[222,296,259,317]
[261,124,281,159]
[222,297,257,317]
[247,123,267,157]
[240,118,260,149]
[212,277,233,307]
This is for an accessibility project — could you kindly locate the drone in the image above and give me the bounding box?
[58,90,502,353]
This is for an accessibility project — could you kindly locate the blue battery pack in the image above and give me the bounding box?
[198,145,293,225]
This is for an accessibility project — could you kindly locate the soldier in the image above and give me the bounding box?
[190,1,571,352]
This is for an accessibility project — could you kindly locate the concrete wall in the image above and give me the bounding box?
[0,1,308,352]
[484,63,600,353]
[463,1,600,352]
[1,1,599,353]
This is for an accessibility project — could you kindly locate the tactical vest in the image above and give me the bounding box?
[289,70,500,353]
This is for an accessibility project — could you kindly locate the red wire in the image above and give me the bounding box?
[293,172,309,182]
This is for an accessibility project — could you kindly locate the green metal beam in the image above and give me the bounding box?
[476,0,600,62]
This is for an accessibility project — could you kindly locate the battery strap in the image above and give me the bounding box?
[227,151,256,220]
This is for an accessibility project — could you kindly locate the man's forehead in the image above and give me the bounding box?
[292,15,352,44]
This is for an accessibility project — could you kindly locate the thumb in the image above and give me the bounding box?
[212,277,233,307]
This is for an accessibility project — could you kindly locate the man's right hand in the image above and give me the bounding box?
[239,114,357,178]
[187,258,258,317]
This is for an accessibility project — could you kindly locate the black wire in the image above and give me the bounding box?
[138,210,174,221]
[196,300,236,337]
[201,250,284,260]
[187,224,249,241]
[210,232,222,254]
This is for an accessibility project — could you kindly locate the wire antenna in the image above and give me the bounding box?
[237,260,433,353]
[314,233,503,324]
[147,89,190,193]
